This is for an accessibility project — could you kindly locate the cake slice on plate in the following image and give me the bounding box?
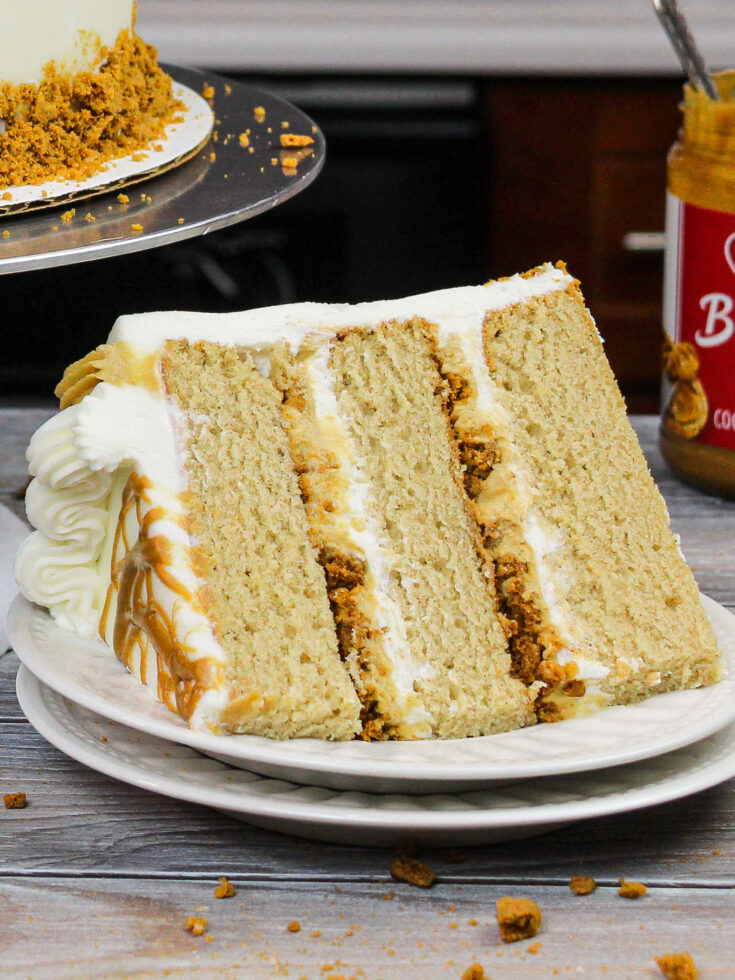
[15,264,722,738]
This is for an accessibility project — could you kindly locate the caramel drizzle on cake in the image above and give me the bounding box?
[100,471,225,723]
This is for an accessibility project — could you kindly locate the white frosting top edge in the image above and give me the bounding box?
[108,264,573,354]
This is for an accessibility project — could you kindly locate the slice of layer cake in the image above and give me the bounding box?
[15,264,723,738]
[0,0,180,189]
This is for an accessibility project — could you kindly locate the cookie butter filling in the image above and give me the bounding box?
[302,343,434,735]
[432,314,613,710]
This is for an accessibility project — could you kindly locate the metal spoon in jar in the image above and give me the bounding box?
[653,0,720,101]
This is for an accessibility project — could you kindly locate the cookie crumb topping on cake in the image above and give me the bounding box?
[0,18,180,189]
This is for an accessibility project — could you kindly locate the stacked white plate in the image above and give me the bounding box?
[9,592,735,846]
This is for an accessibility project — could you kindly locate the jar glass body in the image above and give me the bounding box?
[661,72,735,499]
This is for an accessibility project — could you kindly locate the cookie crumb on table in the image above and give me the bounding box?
[569,875,597,895]
[287,920,301,933]
[460,963,486,980]
[655,952,697,980]
[496,896,542,943]
[390,850,436,888]
[214,876,236,899]
[185,916,207,936]
[3,792,27,809]
[618,879,647,899]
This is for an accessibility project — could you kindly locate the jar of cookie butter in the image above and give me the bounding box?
[661,72,735,498]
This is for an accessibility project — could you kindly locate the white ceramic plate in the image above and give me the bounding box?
[16,664,735,847]
[0,83,213,212]
[8,593,735,792]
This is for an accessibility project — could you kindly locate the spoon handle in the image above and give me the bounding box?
[653,0,720,100]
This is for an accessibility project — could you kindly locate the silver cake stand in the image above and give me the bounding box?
[0,67,325,275]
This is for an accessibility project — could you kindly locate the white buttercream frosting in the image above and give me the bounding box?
[108,264,573,355]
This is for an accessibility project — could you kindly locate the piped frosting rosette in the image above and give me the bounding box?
[15,405,115,635]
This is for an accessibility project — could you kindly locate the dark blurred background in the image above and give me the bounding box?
[4,0,733,410]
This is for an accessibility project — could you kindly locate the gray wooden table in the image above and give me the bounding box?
[2,409,735,980]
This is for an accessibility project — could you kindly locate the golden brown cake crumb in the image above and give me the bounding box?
[84,213,95,222]
[61,209,75,222]
[496,896,541,943]
[569,875,597,895]
[239,133,250,147]
[3,792,27,809]
[214,876,236,899]
[202,83,215,101]
[655,952,697,979]
[254,105,266,122]
[185,916,207,936]
[461,963,486,980]
[224,84,232,95]
[287,920,301,933]
[2,230,9,238]
[383,890,395,901]
[131,223,143,233]
[117,193,129,204]
[618,879,647,899]
[390,851,436,889]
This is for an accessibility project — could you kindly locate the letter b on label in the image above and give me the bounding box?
[696,292,735,347]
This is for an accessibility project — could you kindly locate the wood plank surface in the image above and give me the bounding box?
[2,877,734,980]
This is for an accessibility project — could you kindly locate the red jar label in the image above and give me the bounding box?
[663,193,735,450]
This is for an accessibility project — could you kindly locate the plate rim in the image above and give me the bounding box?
[7,591,735,786]
[15,663,735,831]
